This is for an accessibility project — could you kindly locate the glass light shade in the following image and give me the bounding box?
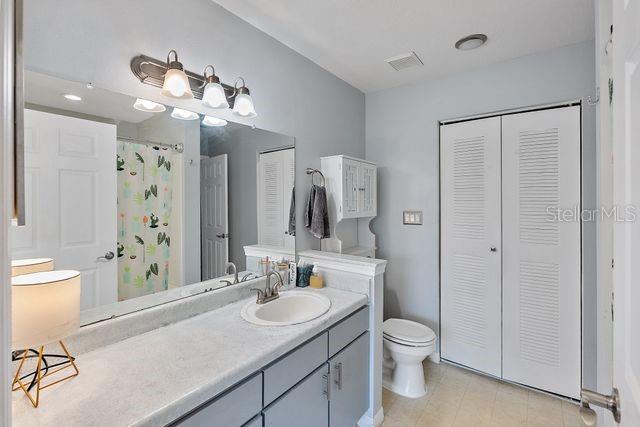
[170,108,199,121]
[202,116,227,127]
[11,270,81,350]
[233,93,257,118]
[161,68,193,99]
[202,82,229,109]
[11,258,54,277]
[133,98,166,113]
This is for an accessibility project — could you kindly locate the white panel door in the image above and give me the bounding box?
[342,158,359,218]
[282,148,295,251]
[502,106,581,398]
[200,154,228,280]
[10,109,117,309]
[611,0,640,424]
[359,162,377,217]
[441,117,502,377]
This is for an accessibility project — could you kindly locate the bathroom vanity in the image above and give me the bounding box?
[174,306,369,427]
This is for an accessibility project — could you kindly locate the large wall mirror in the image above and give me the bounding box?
[10,69,296,324]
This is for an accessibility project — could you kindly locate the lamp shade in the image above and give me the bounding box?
[133,98,166,113]
[232,92,257,118]
[202,81,229,109]
[171,107,199,121]
[202,115,227,127]
[11,270,81,350]
[161,68,193,99]
[11,258,54,277]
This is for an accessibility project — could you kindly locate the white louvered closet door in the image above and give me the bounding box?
[441,117,502,377]
[502,106,581,398]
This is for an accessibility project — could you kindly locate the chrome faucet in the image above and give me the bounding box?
[221,262,239,286]
[251,270,285,304]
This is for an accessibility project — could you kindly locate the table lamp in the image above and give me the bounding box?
[11,258,54,277]
[11,270,81,407]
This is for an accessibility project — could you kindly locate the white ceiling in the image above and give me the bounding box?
[212,0,594,93]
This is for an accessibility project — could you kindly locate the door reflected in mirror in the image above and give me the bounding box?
[10,71,295,324]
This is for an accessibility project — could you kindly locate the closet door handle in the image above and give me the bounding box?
[490,247,497,252]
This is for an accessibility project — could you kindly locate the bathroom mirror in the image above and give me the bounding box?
[10,70,295,324]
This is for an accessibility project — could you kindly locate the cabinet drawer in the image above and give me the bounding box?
[263,332,328,405]
[329,306,369,357]
[174,373,262,427]
[263,364,329,427]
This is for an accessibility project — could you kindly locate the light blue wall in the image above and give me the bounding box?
[23,0,365,253]
[365,40,597,386]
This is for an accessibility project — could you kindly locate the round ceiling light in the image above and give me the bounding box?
[455,34,488,51]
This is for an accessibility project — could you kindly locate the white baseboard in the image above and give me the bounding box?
[358,407,385,427]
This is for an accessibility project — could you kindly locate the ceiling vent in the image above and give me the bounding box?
[385,51,423,71]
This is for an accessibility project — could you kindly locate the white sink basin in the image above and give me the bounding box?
[241,290,331,326]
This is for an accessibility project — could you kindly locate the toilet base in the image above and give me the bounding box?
[382,361,428,398]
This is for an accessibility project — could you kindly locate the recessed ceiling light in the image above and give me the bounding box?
[63,94,82,101]
[455,34,488,51]
[170,107,199,120]
[133,98,166,113]
[201,116,227,127]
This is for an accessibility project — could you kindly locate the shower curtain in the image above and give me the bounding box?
[117,141,175,301]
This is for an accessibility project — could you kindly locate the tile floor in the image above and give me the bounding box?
[381,360,587,427]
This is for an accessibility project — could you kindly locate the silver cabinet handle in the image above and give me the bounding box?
[96,251,115,261]
[334,362,343,390]
[322,372,330,400]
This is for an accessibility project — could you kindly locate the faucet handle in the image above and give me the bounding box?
[250,288,265,303]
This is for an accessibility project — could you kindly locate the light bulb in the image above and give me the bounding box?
[233,93,257,118]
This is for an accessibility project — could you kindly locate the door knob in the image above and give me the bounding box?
[96,251,115,261]
[580,387,621,425]
[216,233,229,239]
[490,247,497,252]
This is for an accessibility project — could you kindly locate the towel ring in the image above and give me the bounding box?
[306,168,325,187]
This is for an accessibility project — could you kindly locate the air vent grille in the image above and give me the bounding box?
[385,51,423,71]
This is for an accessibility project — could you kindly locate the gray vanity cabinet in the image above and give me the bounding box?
[329,331,370,427]
[263,364,329,427]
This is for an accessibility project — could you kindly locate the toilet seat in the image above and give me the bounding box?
[383,318,436,345]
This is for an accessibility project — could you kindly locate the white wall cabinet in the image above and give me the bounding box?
[321,155,377,257]
[440,106,582,399]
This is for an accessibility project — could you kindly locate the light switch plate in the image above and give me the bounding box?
[403,210,423,225]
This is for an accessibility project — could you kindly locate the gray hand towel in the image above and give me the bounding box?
[288,186,296,236]
[309,185,330,239]
[305,185,317,229]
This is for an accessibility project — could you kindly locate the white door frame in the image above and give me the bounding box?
[1,0,14,424]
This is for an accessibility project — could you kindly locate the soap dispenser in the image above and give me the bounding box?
[309,264,324,289]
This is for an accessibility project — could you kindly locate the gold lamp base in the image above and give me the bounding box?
[12,340,79,408]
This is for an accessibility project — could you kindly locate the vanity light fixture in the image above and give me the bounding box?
[133,98,166,113]
[201,65,229,109]
[202,115,227,127]
[63,94,82,101]
[170,107,199,120]
[161,50,193,99]
[232,77,257,118]
[131,51,257,120]
[455,34,488,51]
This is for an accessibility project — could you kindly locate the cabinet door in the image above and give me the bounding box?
[342,158,359,218]
[502,106,581,398]
[358,163,377,217]
[329,332,369,427]
[440,117,502,377]
[263,364,329,427]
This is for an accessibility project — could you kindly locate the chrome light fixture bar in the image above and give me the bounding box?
[131,50,256,115]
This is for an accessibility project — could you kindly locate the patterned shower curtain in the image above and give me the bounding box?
[117,141,175,301]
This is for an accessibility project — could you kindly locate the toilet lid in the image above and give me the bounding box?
[383,318,436,344]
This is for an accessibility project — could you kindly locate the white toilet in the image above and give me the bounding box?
[382,318,436,398]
